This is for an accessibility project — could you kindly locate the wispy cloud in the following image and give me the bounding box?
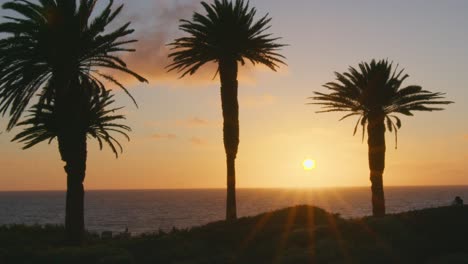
[145,117,219,130]
[151,133,177,140]
[190,137,208,146]
[464,134,468,140]
[104,0,198,86]
[106,0,257,88]
[176,117,219,128]
[240,94,278,108]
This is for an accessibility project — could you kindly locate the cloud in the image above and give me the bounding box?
[102,0,198,86]
[104,0,258,88]
[464,134,468,140]
[189,137,208,146]
[151,133,177,140]
[240,94,278,108]
[176,117,219,128]
[145,117,219,130]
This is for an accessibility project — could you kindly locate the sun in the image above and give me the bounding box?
[302,159,316,170]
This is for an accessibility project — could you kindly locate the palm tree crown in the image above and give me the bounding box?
[311,59,452,147]
[0,0,147,130]
[13,88,130,157]
[167,0,286,76]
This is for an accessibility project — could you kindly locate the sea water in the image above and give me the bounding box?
[0,186,466,234]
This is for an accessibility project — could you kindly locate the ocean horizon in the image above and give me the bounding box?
[1,186,467,234]
[2,185,467,192]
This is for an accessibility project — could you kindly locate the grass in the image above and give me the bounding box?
[1,205,467,263]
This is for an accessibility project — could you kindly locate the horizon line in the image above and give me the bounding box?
[1,184,467,192]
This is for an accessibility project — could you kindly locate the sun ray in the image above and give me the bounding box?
[328,189,398,254]
[236,189,292,255]
[273,206,298,262]
[353,217,402,262]
[237,211,274,252]
[306,206,317,261]
[328,188,359,217]
[325,188,400,262]
[316,189,353,263]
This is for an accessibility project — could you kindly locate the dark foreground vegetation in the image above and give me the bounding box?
[1,206,467,264]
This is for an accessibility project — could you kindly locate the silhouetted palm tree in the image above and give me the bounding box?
[311,59,452,217]
[0,0,146,243]
[168,0,286,221]
[13,89,130,157]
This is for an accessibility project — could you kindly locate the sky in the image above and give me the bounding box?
[0,0,467,191]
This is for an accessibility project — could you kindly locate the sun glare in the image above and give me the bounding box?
[302,159,316,170]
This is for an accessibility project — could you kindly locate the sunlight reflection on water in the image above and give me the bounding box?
[0,186,466,234]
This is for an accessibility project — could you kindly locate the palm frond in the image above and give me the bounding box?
[167,0,286,77]
[0,0,147,130]
[311,59,453,147]
[13,89,130,158]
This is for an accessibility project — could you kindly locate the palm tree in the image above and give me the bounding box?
[0,0,146,243]
[311,59,452,217]
[13,86,130,241]
[13,89,130,158]
[167,0,286,221]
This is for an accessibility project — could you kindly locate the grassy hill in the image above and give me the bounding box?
[1,205,467,263]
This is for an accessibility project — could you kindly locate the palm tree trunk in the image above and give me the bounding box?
[54,73,88,245]
[58,132,87,245]
[219,58,239,221]
[367,114,386,217]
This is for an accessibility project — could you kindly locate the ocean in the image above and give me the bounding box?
[0,186,466,234]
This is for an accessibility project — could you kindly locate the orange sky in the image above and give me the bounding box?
[0,0,467,191]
